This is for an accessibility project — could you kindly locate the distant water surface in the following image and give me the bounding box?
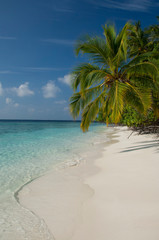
[0,120,108,240]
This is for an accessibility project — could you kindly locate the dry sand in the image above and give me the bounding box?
[18,127,159,240]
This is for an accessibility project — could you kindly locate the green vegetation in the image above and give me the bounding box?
[69,18,159,132]
[120,106,156,127]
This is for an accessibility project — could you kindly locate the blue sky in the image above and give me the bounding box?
[0,0,158,120]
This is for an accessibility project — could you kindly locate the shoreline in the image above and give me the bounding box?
[15,125,113,201]
[18,127,159,240]
[18,126,118,239]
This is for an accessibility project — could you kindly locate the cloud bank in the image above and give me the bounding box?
[0,82,3,96]
[58,74,72,86]
[89,0,154,12]
[0,36,16,40]
[55,100,67,104]
[42,81,60,98]
[42,39,74,45]
[12,82,34,97]
[6,98,19,107]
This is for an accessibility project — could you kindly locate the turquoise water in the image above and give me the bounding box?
[0,121,108,240]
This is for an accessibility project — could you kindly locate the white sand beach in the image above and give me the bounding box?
[18,127,159,240]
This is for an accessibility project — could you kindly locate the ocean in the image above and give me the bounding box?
[0,120,108,240]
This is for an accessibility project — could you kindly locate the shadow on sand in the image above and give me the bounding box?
[120,139,159,153]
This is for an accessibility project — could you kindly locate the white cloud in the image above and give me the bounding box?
[0,70,12,74]
[14,103,19,107]
[0,36,16,40]
[52,5,74,13]
[23,67,69,72]
[58,74,72,86]
[28,108,35,112]
[55,100,67,104]
[42,81,60,98]
[42,39,74,45]
[12,82,34,97]
[89,0,153,12]
[6,98,12,104]
[64,106,69,111]
[43,2,74,13]
[6,97,19,107]
[0,82,3,96]
[0,70,19,74]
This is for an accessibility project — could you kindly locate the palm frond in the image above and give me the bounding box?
[103,24,116,56]
[71,63,113,91]
[81,69,111,90]
[114,22,131,64]
[69,85,103,118]
[125,82,152,113]
[75,35,108,65]
[80,92,105,132]
[123,52,159,68]
[69,92,83,119]
[123,62,158,80]
[71,63,100,91]
[105,81,128,123]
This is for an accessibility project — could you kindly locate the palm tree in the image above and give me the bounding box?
[69,23,158,131]
[146,17,159,51]
[128,21,153,57]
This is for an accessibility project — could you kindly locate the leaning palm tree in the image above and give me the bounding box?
[70,23,158,131]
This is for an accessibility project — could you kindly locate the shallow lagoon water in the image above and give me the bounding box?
[0,120,108,239]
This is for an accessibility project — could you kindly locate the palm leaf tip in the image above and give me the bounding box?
[69,92,82,119]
